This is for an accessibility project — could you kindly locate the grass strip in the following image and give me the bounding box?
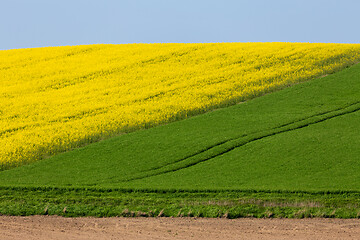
[1,187,360,218]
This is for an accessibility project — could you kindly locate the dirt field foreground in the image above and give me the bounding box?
[1,216,360,240]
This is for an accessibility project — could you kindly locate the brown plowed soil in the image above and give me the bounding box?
[1,216,360,240]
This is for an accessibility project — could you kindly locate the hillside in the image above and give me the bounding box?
[1,44,360,218]
[1,43,360,169]
[1,61,359,192]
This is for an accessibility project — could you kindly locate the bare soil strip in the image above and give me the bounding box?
[1,216,360,240]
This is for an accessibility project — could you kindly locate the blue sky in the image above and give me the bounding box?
[1,0,359,50]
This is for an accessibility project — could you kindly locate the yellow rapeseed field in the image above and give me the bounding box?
[1,42,360,169]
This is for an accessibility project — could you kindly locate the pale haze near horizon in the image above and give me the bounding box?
[1,0,359,50]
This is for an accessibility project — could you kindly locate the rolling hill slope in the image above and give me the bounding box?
[1,44,360,218]
[1,43,360,169]
[1,62,359,192]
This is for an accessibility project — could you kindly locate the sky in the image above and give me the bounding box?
[1,0,359,50]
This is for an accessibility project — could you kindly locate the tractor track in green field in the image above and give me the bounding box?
[122,101,360,183]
